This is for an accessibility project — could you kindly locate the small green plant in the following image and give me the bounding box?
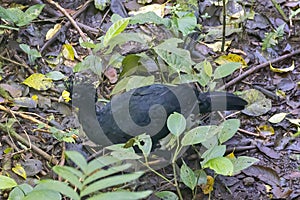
[73,11,201,87]
[173,59,242,90]
[128,112,259,199]
[4,151,152,200]
[0,4,44,28]
[262,23,285,51]
[19,44,42,65]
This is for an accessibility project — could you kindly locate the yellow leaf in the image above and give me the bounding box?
[31,95,38,101]
[215,53,247,68]
[270,61,295,73]
[12,164,26,179]
[46,24,62,40]
[201,175,214,194]
[205,41,231,52]
[128,4,165,17]
[257,125,275,136]
[62,44,75,61]
[275,89,286,98]
[61,90,71,103]
[23,73,53,91]
[226,151,236,160]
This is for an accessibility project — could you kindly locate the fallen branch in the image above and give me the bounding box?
[219,48,300,90]
[0,123,59,165]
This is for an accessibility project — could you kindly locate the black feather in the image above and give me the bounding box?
[72,84,247,148]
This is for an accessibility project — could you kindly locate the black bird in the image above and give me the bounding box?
[72,83,247,149]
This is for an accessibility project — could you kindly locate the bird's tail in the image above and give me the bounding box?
[198,92,248,113]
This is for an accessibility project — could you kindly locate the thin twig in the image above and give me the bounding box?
[0,55,35,74]
[46,0,88,42]
[0,123,59,165]
[41,0,93,52]
[238,128,260,137]
[0,105,69,137]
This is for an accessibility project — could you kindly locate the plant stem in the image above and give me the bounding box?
[172,162,183,200]
[221,0,226,52]
[172,137,183,200]
[140,160,174,186]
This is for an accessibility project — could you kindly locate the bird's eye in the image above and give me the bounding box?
[72,92,80,99]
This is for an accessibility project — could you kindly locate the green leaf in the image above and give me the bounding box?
[105,32,148,54]
[213,62,241,79]
[154,38,194,73]
[46,71,65,81]
[290,8,300,19]
[201,135,218,149]
[108,53,124,68]
[203,60,213,77]
[73,55,103,76]
[167,112,186,136]
[262,23,285,51]
[103,18,130,47]
[268,113,288,123]
[52,166,83,190]
[232,156,259,175]
[87,155,130,174]
[83,164,132,185]
[203,157,234,176]
[19,44,41,64]
[0,5,43,27]
[120,54,142,77]
[0,175,17,189]
[125,76,155,91]
[94,0,110,11]
[110,146,142,160]
[194,60,212,87]
[9,188,25,200]
[0,7,21,24]
[201,145,226,166]
[19,44,31,54]
[35,180,80,200]
[9,183,33,200]
[18,4,45,26]
[135,134,152,157]
[218,119,240,144]
[130,11,170,27]
[111,77,131,95]
[155,191,178,200]
[111,14,123,22]
[194,169,207,185]
[181,125,217,146]
[58,166,83,178]
[171,73,199,84]
[174,12,197,36]
[262,32,277,50]
[23,189,61,200]
[88,190,152,200]
[65,151,88,174]
[80,172,144,197]
[180,162,197,190]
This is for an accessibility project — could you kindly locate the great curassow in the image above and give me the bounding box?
[71,83,247,150]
